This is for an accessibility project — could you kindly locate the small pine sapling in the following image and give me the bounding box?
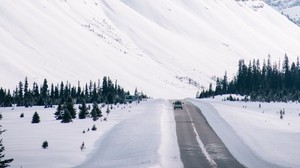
[42,141,48,149]
[31,111,40,123]
[91,124,97,131]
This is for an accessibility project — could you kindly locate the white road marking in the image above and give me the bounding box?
[186,106,217,168]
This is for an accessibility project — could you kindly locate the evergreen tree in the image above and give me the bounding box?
[90,102,102,121]
[59,82,64,99]
[42,141,48,149]
[65,97,76,119]
[54,103,63,120]
[102,77,108,102]
[17,81,24,106]
[24,77,30,107]
[198,55,300,102]
[0,76,132,107]
[91,124,97,131]
[79,100,89,119]
[31,111,40,123]
[32,82,39,104]
[61,109,72,123]
[0,126,13,168]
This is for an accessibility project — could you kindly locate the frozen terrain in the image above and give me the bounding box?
[190,96,300,168]
[1,97,300,167]
[1,0,300,98]
[0,99,182,168]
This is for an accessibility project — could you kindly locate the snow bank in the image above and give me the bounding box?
[1,99,182,168]
[76,99,182,168]
[189,97,300,168]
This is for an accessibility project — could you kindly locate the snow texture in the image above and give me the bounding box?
[189,96,300,168]
[266,0,300,26]
[1,0,300,98]
[0,100,182,168]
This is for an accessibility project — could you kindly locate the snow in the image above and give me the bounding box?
[1,0,300,98]
[266,0,300,26]
[0,99,182,168]
[189,96,300,168]
[2,97,300,168]
[1,0,300,167]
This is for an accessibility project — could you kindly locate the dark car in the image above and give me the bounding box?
[173,101,183,110]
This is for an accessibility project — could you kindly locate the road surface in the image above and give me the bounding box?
[174,101,245,168]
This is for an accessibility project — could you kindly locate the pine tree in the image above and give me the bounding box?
[42,141,48,149]
[54,103,63,120]
[90,102,102,121]
[31,111,40,123]
[61,109,72,123]
[0,126,13,168]
[91,124,97,131]
[24,77,30,108]
[79,100,89,119]
[65,97,76,119]
[18,81,24,106]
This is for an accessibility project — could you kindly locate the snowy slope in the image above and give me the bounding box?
[265,0,300,26]
[1,0,300,98]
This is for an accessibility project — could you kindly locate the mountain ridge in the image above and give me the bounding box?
[265,0,300,26]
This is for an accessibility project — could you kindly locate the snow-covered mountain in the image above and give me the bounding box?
[1,0,300,98]
[265,0,300,26]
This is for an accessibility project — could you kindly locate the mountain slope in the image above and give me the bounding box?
[265,0,300,26]
[1,0,300,98]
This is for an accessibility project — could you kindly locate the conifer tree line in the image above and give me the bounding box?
[199,55,300,102]
[0,76,139,107]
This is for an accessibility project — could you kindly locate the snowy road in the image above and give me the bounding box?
[174,101,244,168]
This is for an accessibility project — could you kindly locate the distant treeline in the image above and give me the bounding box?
[0,76,146,107]
[198,55,300,102]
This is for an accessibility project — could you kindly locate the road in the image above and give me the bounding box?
[174,101,245,168]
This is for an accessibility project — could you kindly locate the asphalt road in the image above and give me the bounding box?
[174,101,245,168]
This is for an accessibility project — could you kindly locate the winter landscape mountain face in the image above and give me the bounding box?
[1,0,300,98]
[265,0,300,26]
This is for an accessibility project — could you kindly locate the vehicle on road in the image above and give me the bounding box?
[173,100,183,110]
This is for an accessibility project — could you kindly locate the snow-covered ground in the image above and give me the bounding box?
[0,99,182,168]
[2,97,300,168]
[189,96,300,168]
